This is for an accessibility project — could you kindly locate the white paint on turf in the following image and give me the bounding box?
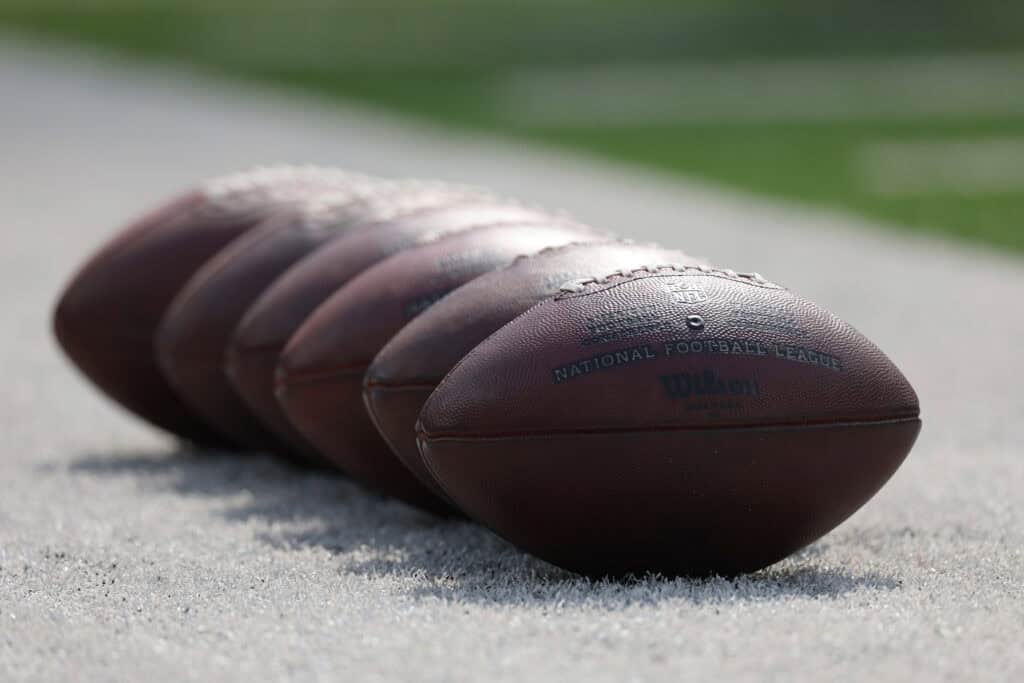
[491,53,1024,125]
[858,137,1024,195]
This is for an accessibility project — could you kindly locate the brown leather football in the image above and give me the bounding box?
[228,201,565,460]
[52,165,362,446]
[154,181,483,454]
[277,220,602,512]
[364,240,697,499]
[417,264,921,576]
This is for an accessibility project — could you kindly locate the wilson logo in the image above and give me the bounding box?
[660,369,760,399]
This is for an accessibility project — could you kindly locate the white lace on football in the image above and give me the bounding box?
[300,179,497,231]
[558,263,772,294]
[199,165,373,215]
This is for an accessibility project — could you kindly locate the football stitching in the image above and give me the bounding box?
[556,265,777,298]
[201,165,365,204]
[301,181,493,231]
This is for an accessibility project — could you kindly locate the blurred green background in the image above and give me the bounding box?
[3,1,1023,251]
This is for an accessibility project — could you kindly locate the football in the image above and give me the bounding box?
[416,265,921,575]
[53,165,363,446]
[154,181,483,454]
[364,240,696,499]
[227,200,566,460]
[277,220,602,512]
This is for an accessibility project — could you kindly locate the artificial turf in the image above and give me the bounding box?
[3,0,1022,251]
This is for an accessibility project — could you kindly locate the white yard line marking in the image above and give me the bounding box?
[491,53,1024,125]
[857,137,1024,195]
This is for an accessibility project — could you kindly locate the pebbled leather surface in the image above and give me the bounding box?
[419,267,919,438]
[364,240,695,495]
[417,266,921,575]
[277,220,601,511]
[228,200,570,456]
[420,420,921,577]
[52,167,360,446]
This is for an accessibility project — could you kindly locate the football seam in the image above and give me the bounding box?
[417,414,921,442]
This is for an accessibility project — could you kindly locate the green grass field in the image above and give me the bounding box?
[3,1,1023,251]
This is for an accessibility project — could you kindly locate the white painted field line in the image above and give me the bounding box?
[857,137,1024,195]
[491,53,1024,125]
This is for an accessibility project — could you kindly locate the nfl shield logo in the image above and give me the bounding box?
[671,286,708,304]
